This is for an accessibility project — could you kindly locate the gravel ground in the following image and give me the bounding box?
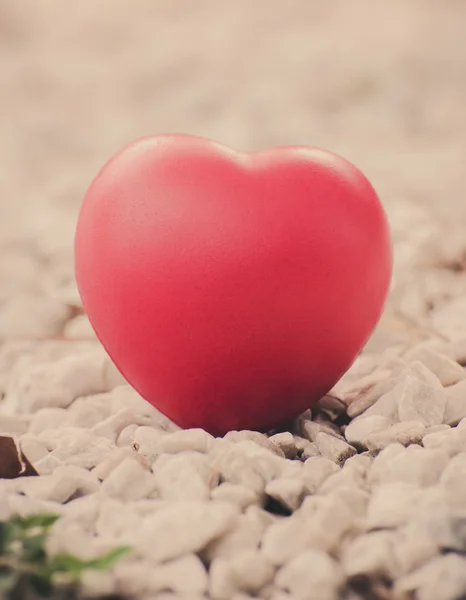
[2,1,466,599]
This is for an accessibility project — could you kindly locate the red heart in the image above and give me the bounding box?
[75,135,392,436]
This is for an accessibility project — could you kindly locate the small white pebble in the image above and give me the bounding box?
[30,408,71,434]
[92,408,153,442]
[275,550,343,600]
[346,376,396,418]
[8,349,113,413]
[265,477,304,512]
[18,465,100,503]
[369,445,449,488]
[365,421,426,451]
[397,376,447,426]
[301,442,321,460]
[366,482,423,529]
[149,554,208,595]
[344,415,392,448]
[205,506,270,561]
[211,482,259,509]
[315,432,356,466]
[95,497,141,543]
[209,558,238,600]
[302,457,340,495]
[423,427,466,456]
[394,554,466,600]
[138,501,239,563]
[48,430,114,469]
[93,447,148,480]
[404,345,465,386]
[33,454,63,475]
[0,414,29,435]
[444,379,466,425]
[19,436,49,463]
[224,430,284,457]
[153,452,211,501]
[160,428,214,454]
[117,424,139,447]
[101,457,157,501]
[342,530,399,578]
[230,550,275,594]
[268,432,297,458]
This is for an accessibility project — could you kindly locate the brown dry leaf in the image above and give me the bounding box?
[0,435,38,478]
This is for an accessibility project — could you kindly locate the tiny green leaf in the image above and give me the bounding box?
[14,514,60,531]
[0,513,131,598]
[0,522,16,554]
[85,546,131,570]
[50,552,88,574]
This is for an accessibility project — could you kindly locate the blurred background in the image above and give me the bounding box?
[1,0,466,350]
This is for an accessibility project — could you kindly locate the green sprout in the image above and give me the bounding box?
[0,513,130,599]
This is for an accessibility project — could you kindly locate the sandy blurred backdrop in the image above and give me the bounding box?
[1,0,466,347]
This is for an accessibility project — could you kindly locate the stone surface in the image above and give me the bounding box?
[261,516,312,567]
[394,554,466,600]
[153,452,211,501]
[265,477,304,512]
[210,551,274,599]
[342,531,399,578]
[149,554,208,595]
[393,522,439,575]
[369,445,449,488]
[268,432,298,459]
[357,382,400,421]
[301,457,340,494]
[366,482,422,529]
[159,428,214,454]
[439,452,466,511]
[19,435,49,463]
[209,558,239,600]
[298,495,357,552]
[397,376,447,426]
[407,486,464,550]
[423,423,450,435]
[0,414,29,435]
[301,442,321,460]
[365,420,426,451]
[205,506,270,560]
[318,454,369,494]
[224,431,284,457]
[315,432,356,466]
[444,379,466,425]
[346,377,397,418]
[230,550,275,594]
[404,345,465,386]
[18,465,100,503]
[101,457,157,501]
[211,482,259,509]
[138,502,239,563]
[275,551,343,600]
[344,415,391,448]
[422,427,466,456]
[92,447,148,480]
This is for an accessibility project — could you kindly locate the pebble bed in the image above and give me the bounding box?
[3,315,466,600]
[3,2,466,599]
